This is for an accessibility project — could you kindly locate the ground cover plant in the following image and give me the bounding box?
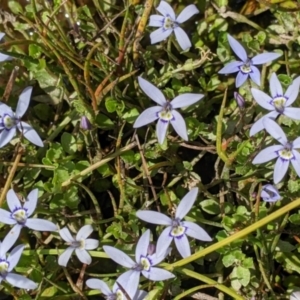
[1,0,300,299]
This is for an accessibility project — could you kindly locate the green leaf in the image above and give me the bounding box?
[289,213,300,225]
[61,132,77,154]
[200,199,220,215]
[95,114,115,129]
[105,97,125,113]
[123,108,139,123]
[8,1,23,13]
[236,266,250,287]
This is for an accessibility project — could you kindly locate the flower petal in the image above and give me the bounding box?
[135,290,148,300]
[176,4,199,23]
[227,34,247,62]
[58,247,74,267]
[15,86,32,118]
[133,106,160,128]
[156,1,175,19]
[273,157,289,184]
[138,77,166,106]
[7,244,25,271]
[18,121,43,147]
[136,210,172,225]
[0,53,11,62]
[0,127,16,148]
[173,27,191,51]
[175,188,198,219]
[6,189,21,212]
[249,111,279,137]
[236,71,248,88]
[0,102,13,115]
[174,234,190,258]
[156,119,169,144]
[171,93,204,109]
[75,248,92,264]
[103,245,135,268]
[183,221,212,242]
[2,225,22,255]
[143,267,174,281]
[293,138,300,149]
[26,218,57,231]
[122,271,141,300]
[269,73,283,97]
[85,239,99,250]
[23,189,38,217]
[218,61,243,74]
[135,230,150,262]
[0,209,16,225]
[6,273,38,290]
[156,226,173,257]
[170,110,188,141]
[252,145,282,164]
[76,224,93,240]
[149,15,164,27]
[283,107,300,120]
[59,227,75,243]
[150,247,171,265]
[251,52,281,65]
[263,118,288,145]
[150,27,172,45]
[251,88,274,110]
[261,184,281,202]
[291,150,300,178]
[86,278,111,295]
[249,65,261,86]
[285,77,300,106]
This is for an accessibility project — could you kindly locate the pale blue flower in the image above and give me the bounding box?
[149,1,199,50]
[261,184,281,202]
[218,34,281,87]
[0,33,12,62]
[86,273,147,300]
[0,86,43,147]
[250,74,300,135]
[252,118,300,184]
[103,229,174,299]
[133,77,204,144]
[58,225,99,267]
[0,189,58,252]
[0,236,37,289]
[80,116,91,130]
[136,188,212,258]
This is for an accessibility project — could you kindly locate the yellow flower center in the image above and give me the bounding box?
[272,96,286,112]
[0,261,9,275]
[13,209,27,223]
[171,225,186,237]
[163,16,175,30]
[140,256,151,271]
[3,114,15,129]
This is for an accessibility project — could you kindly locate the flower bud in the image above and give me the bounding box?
[147,243,156,255]
[80,116,91,130]
[234,92,245,108]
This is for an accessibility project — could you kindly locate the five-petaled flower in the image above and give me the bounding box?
[218,34,281,87]
[0,236,37,289]
[260,184,281,202]
[136,188,212,258]
[0,189,57,252]
[250,73,300,136]
[149,1,199,50]
[133,77,204,144]
[252,118,300,184]
[86,274,147,300]
[103,229,174,299]
[0,33,12,62]
[58,225,99,267]
[0,86,44,148]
